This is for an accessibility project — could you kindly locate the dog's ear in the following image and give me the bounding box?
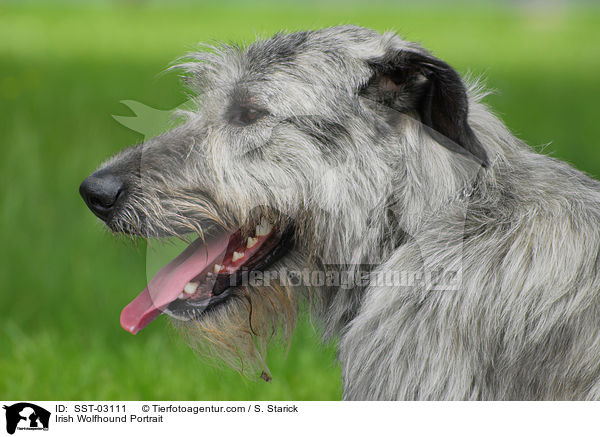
[363,50,488,167]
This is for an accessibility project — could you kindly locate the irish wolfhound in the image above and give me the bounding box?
[80,26,600,400]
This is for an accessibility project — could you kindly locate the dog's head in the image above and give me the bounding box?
[80,26,486,373]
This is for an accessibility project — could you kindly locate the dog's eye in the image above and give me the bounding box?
[229,106,266,126]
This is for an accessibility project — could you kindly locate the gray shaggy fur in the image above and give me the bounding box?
[82,26,600,400]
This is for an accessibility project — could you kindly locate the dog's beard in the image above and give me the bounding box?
[172,282,298,379]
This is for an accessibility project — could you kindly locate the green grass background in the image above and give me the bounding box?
[0,1,599,400]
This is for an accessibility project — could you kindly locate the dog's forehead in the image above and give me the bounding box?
[218,27,398,108]
[211,28,386,85]
[179,26,417,116]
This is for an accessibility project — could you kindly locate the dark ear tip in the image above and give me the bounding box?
[464,129,489,168]
[476,147,490,168]
[464,148,489,168]
[477,150,490,168]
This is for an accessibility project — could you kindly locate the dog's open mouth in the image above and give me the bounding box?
[120,218,294,334]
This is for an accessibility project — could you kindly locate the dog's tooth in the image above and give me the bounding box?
[256,218,273,236]
[246,237,258,248]
[206,272,213,278]
[232,251,244,262]
[184,282,199,295]
[214,264,223,274]
[178,292,185,299]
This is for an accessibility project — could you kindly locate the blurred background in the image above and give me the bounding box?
[0,0,598,400]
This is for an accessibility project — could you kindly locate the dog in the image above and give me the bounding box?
[80,25,600,400]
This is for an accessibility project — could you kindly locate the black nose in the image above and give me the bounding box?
[79,170,126,222]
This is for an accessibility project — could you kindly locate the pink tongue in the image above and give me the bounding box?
[120,231,231,334]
